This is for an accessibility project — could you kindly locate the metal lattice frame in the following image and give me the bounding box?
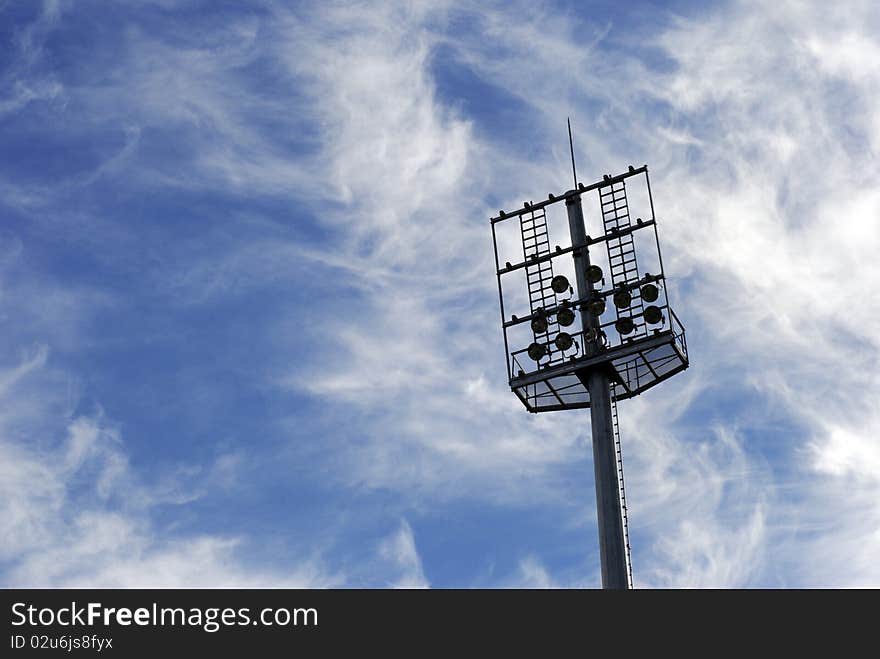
[490,166,688,413]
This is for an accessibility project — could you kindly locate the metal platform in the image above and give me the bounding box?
[509,308,688,412]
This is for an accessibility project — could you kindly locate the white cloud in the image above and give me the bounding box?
[377,519,430,589]
[640,0,880,587]
[266,0,880,585]
[510,556,558,589]
[2,0,879,588]
[0,344,341,587]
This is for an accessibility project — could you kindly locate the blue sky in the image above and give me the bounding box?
[1,0,879,587]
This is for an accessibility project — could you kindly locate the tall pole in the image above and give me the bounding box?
[566,194,629,590]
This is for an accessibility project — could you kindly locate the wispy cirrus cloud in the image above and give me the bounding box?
[0,343,340,587]
[378,519,430,589]
[1,0,878,588]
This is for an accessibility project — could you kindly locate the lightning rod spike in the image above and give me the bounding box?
[567,117,578,190]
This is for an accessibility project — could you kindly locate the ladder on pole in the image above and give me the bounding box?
[600,181,646,339]
[611,392,634,588]
[520,208,562,363]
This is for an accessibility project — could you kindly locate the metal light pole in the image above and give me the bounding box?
[489,135,688,590]
[566,195,629,590]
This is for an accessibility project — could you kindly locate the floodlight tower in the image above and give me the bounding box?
[489,131,688,589]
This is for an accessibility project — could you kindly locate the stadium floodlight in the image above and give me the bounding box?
[551,274,570,294]
[643,305,663,324]
[489,138,688,590]
[587,298,606,316]
[557,307,576,326]
[527,342,547,361]
[615,317,635,335]
[640,283,659,303]
[530,310,549,334]
[613,289,632,308]
[555,332,574,351]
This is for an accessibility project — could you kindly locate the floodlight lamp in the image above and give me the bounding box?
[640,283,659,303]
[615,317,634,335]
[527,342,547,361]
[551,275,570,294]
[554,332,574,351]
[557,307,576,326]
[613,289,632,308]
[530,310,548,334]
[644,305,663,324]
[587,298,606,316]
[587,265,603,284]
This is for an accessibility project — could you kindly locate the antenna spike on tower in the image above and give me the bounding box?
[567,117,578,189]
